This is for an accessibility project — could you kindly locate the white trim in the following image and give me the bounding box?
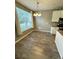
[34,29,50,33]
[15,30,34,44]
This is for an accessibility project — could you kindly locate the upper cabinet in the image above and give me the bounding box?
[52,10,63,22]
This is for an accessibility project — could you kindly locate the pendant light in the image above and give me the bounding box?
[33,0,41,16]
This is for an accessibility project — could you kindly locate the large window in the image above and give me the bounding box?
[16,7,33,32]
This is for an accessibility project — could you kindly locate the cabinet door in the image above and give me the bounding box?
[52,10,63,22]
[60,10,63,18]
[55,31,63,59]
[51,27,59,34]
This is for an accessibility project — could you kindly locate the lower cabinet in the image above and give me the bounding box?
[55,31,63,59]
[50,27,59,34]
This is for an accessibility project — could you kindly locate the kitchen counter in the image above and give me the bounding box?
[58,30,63,36]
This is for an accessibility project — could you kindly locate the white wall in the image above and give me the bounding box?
[35,10,52,32]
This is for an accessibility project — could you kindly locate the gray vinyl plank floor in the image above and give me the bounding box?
[15,31,60,59]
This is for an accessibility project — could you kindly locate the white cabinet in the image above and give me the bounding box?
[55,31,63,59]
[52,10,63,22]
[51,10,63,34]
[50,27,59,34]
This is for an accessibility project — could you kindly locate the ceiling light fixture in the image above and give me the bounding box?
[33,0,41,16]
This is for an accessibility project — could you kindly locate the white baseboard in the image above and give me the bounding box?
[15,30,34,44]
[34,29,50,33]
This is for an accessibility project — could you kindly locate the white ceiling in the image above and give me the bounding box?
[16,0,63,11]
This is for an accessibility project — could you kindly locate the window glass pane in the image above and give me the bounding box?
[16,7,33,32]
